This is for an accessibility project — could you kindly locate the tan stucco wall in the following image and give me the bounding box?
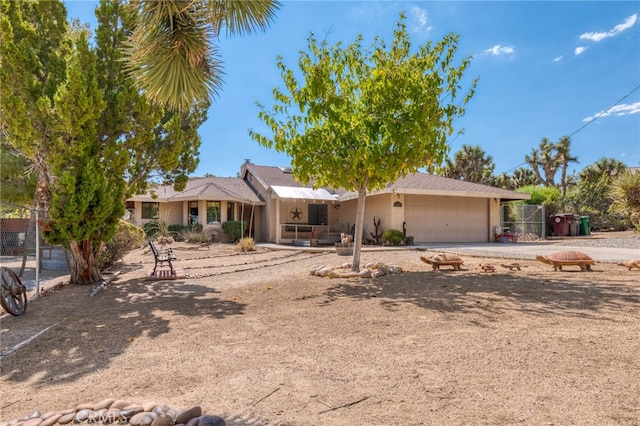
[488,197,501,242]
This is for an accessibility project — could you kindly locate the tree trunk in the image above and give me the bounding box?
[351,186,367,272]
[68,240,102,285]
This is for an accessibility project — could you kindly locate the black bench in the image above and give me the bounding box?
[149,241,177,276]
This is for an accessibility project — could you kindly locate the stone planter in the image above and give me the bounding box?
[335,243,353,256]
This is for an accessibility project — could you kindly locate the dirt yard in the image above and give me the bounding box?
[1,241,639,425]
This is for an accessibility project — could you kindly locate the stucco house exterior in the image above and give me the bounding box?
[127,161,530,244]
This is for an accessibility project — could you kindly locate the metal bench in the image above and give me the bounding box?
[149,241,177,276]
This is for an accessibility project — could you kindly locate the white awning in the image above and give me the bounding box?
[271,185,338,201]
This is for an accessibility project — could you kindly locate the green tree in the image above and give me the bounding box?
[251,14,477,270]
[442,144,495,185]
[565,158,628,229]
[124,0,280,111]
[511,166,539,188]
[1,0,208,284]
[609,170,640,231]
[525,136,578,209]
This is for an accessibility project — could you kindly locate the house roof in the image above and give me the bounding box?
[271,185,338,202]
[129,176,264,204]
[337,172,531,201]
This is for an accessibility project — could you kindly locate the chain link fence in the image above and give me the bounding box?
[0,201,70,294]
[501,203,546,241]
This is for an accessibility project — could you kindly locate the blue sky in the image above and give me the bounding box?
[65,1,640,179]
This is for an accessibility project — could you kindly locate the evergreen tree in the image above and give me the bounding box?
[1,0,208,284]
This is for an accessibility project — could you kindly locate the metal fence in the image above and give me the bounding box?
[501,203,546,241]
[0,201,69,294]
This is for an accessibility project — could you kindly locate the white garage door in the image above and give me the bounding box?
[405,195,489,243]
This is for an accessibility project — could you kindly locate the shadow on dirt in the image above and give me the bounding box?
[0,276,245,386]
[320,270,640,321]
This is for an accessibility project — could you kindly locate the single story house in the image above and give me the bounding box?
[127,161,530,244]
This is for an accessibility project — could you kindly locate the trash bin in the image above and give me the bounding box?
[550,214,570,236]
[570,215,581,236]
[580,216,591,236]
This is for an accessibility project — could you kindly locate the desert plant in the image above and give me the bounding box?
[236,237,256,252]
[98,220,145,270]
[222,220,247,242]
[180,227,209,244]
[609,170,640,231]
[381,229,404,246]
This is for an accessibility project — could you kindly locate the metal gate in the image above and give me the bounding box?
[500,203,545,241]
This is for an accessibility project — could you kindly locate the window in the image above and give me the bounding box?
[207,201,221,224]
[308,204,328,225]
[226,202,235,222]
[141,202,159,219]
[189,201,199,225]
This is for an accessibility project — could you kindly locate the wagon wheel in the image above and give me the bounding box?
[1,267,28,316]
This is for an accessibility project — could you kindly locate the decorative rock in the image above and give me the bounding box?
[21,418,42,426]
[153,405,172,415]
[359,269,372,278]
[141,403,157,413]
[309,265,323,275]
[90,409,108,423]
[57,413,75,425]
[327,270,342,278]
[151,414,173,426]
[76,404,95,411]
[94,399,116,411]
[74,409,92,423]
[40,414,62,426]
[341,271,360,278]
[102,409,122,424]
[185,417,200,426]
[372,270,386,278]
[389,265,404,274]
[110,400,132,410]
[166,407,183,421]
[318,267,334,277]
[39,413,55,421]
[175,406,202,425]
[120,406,144,420]
[130,412,153,426]
[140,413,158,426]
[197,416,226,426]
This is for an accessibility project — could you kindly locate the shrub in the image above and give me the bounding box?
[236,237,256,252]
[99,220,145,269]
[205,227,224,242]
[222,220,247,242]
[143,222,159,237]
[381,229,404,245]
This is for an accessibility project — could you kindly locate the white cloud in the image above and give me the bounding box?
[409,6,431,33]
[574,46,587,55]
[579,13,638,42]
[553,55,564,62]
[484,45,515,56]
[582,102,640,122]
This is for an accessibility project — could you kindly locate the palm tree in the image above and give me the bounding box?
[124,0,280,111]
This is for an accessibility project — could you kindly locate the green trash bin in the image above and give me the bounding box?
[580,216,591,235]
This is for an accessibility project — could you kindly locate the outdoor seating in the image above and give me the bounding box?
[149,241,177,276]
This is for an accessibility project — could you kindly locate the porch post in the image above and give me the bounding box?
[275,198,281,244]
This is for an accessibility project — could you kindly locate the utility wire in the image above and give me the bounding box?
[502,83,640,174]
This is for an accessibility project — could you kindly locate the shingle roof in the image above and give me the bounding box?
[129,176,264,204]
[337,172,530,201]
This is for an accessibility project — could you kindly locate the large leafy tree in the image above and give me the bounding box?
[1,0,208,284]
[124,0,280,111]
[442,144,495,185]
[251,14,477,270]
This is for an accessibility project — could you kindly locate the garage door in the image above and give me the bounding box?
[405,195,489,243]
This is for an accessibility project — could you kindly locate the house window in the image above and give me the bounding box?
[308,204,328,225]
[207,201,221,224]
[227,202,235,221]
[141,202,159,220]
[189,201,199,225]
